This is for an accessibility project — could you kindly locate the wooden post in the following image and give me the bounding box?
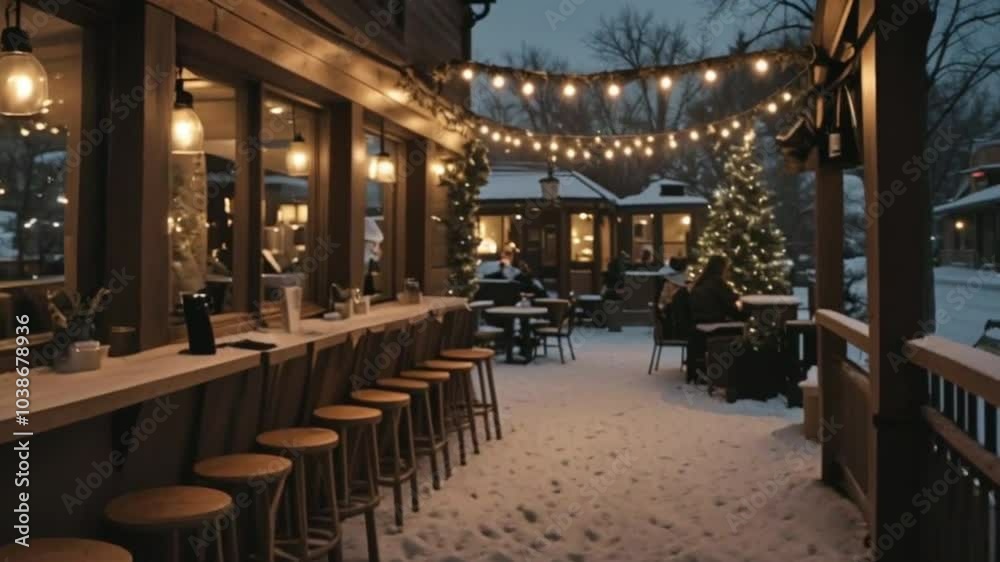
[814,154,844,485]
[104,3,174,350]
[558,210,570,296]
[233,82,263,313]
[405,139,433,288]
[329,102,367,290]
[859,1,933,558]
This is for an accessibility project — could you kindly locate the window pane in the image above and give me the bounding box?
[662,213,692,259]
[0,8,82,335]
[570,212,594,263]
[631,214,653,260]
[261,96,316,301]
[365,133,396,299]
[477,215,503,257]
[169,72,236,316]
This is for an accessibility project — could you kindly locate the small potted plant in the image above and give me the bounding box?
[48,288,111,373]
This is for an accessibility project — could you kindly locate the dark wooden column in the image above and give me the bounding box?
[104,3,174,349]
[814,155,845,485]
[405,139,433,287]
[329,101,367,290]
[859,1,933,559]
[558,209,570,296]
[233,82,263,313]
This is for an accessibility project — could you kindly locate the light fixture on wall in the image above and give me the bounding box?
[0,0,48,116]
[539,161,560,201]
[368,117,397,184]
[171,67,204,153]
[284,106,311,176]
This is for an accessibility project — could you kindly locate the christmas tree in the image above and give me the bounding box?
[694,133,791,295]
[442,139,491,298]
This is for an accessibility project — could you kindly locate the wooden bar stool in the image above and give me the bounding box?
[399,369,453,482]
[0,538,131,562]
[351,389,419,527]
[312,405,382,562]
[193,454,292,562]
[255,428,341,562]
[376,375,447,489]
[439,346,503,440]
[105,486,237,562]
[417,358,480,463]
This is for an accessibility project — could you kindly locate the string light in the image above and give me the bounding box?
[583,150,592,160]
[461,68,475,81]
[669,137,678,149]
[690,130,700,141]
[732,120,741,129]
[491,131,501,142]
[754,59,769,74]
[491,74,506,88]
[660,76,672,90]
[549,141,559,152]
[704,69,718,83]
[521,82,535,96]
[623,146,633,156]
[566,148,577,159]
[644,146,654,157]
[562,83,577,97]
[721,128,731,138]
[604,149,614,160]
[766,102,778,113]
[512,138,522,147]
[607,83,621,98]
[613,139,622,149]
[532,141,542,151]
[782,91,792,102]
[479,124,490,135]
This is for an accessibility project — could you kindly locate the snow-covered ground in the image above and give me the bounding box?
[340,327,868,562]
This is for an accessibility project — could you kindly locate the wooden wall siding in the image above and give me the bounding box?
[149,0,466,153]
[329,101,368,290]
[402,0,466,69]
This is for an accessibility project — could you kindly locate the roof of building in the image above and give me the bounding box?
[934,184,1000,214]
[478,163,619,202]
[617,178,708,208]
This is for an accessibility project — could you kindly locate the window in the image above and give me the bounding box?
[0,8,83,335]
[365,133,398,300]
[261,95,317,301]
[477,215,515,257]
[570,212,594,263]
[631,214,653,260]
[168,71,237,316]
[662,213,692,259]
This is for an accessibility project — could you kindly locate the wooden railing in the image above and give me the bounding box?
[815,309,873,524]
[906,336,1000,561]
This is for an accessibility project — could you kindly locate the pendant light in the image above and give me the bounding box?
[368,117,396,184]
[285,106,311,176]
[0,0,49,116]
[539,160,560,201]
[171,67,204,154]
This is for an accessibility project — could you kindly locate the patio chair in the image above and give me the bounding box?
[648,299,689,375]
[536,299,576,364]
[974,320,1000,355]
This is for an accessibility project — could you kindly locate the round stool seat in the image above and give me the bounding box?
[440,347,495,361]
[352,389,410,407]
[376,378,430,392]
[314,404,382,426]
[419,359,475,371]
[0,538,131,562]
[400,369,450,383]
[105,486,233,529]
[257,427,339,453]
[194,454,292,483]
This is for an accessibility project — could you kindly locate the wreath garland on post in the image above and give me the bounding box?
[442,139,490,298]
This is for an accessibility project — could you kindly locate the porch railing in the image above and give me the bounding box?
[818,308,1000,558]
[906,336,1000,561]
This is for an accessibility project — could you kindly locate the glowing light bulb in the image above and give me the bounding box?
[669,137,678,149]
[660,76,672,90]
[623,146,633,156]
[607,83,621,98]
[479,124,490,135]
[732,120,741,129]
[563,83,577,97]
[754,59,769,74]
[767,102,778,113]
[704,69,718,83]
[491,131,501,142]
[644,146,654,157]
[782,91,792,102]
[583,150,592,160]
[533,141,542,151]
[604,149,614,160]
[689,130,700,141]
[566,148,577,159]
[549,141,559,152]
[491,74,506,88]
[512,138,522,147]
[521,82,535,96]
[720,128,731,138]
[431,162,446,176]
[461,68,475,81]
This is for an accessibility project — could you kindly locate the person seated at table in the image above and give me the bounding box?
[480,248,521,280]
[637,246,660,269]
[657,257,693,338]
[690,256,747,323]
[514,261,547,298]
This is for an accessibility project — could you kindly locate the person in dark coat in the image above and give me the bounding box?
[690,256,746,323]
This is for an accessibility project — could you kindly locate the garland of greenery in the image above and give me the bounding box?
[442,139,491,298]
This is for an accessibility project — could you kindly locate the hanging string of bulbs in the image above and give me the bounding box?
[400,47,813,163]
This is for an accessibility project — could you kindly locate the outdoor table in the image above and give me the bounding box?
[485,306,549,364]
[741,294,801,325]
[576,294,603,325]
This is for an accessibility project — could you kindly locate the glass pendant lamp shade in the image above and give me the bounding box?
[0,17,49,116]
[368,152,396,183]
[540,163,560,201]
[171,76,203,153]
[286,133,311,176]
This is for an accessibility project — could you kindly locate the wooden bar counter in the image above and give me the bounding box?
[0,297,465,545]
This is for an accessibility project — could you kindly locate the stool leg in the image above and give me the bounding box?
[476,361,492,441]
[365,424,381,562]
[364,508,380,562]
[323,451,342,549]
[485,357,502,440]
[404,405,420,513]
[449,378,467,466]
[389,409,404,527]
[339,430,352,509]
[437,384,452,478]
[225,516,240,562]
[423,390,442,489]
[461,371,481,455]
[292,461,310,560]
[256,483,278,562]
[169,530,181,562]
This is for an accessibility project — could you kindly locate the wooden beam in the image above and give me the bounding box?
[405,139,432,287]
[232,82,263,314]
[104,3,175,350]
[329,101,367,290]
[858,0,934,558]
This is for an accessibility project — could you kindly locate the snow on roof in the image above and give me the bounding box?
[478,164,618,202]
[934,184,1000,214]
[617,178,707,208]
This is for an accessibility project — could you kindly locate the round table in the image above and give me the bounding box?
[741,295,801,324]
[484,306,549,364]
